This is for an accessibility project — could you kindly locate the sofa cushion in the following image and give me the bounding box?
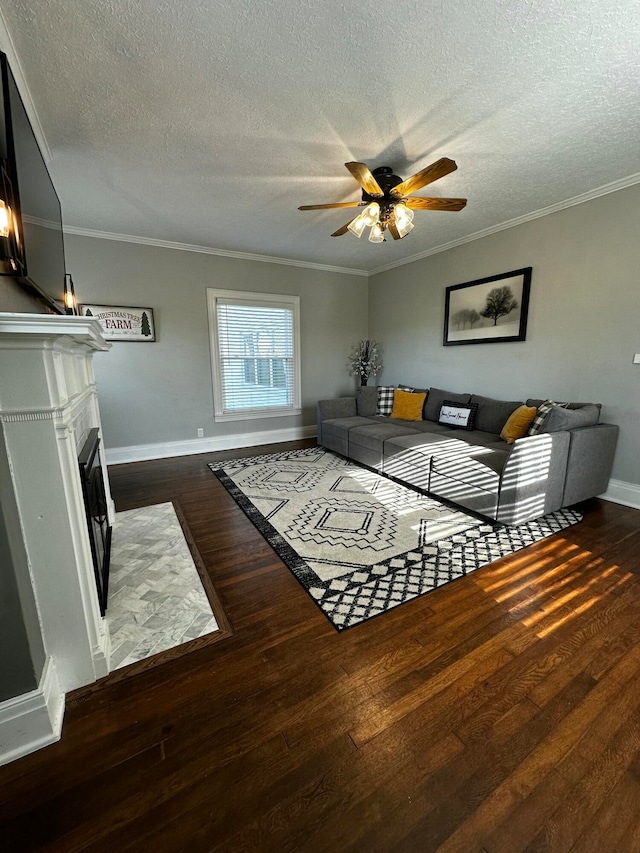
[391,389,427,421]
[438,400,478,431]
[410,420,454,434]
[469,394,523,435]
[543,404,601,432]
[376,386,395,416]
[349,421,422,451]
[500,404,538,444]
[424,387,471,422]
[356,386,379,416]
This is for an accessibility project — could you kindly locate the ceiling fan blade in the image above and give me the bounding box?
[344,162,384,197]
[405,197,467,212]
[298,202,362,210]
[392,158,458,197]
[387,222,401,240]
[331,220,354,237]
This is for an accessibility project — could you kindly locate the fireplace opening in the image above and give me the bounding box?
[78,428,112,616]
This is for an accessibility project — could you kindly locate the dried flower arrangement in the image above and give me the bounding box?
[347,339,383,386]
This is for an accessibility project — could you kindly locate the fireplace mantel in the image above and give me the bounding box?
[0,313,114,765]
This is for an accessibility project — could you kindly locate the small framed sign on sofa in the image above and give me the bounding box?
[80,304,156,342]
[443,267,531,346]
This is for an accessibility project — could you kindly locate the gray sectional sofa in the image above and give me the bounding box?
[317,386,619,525]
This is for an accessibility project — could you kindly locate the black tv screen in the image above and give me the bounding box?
[1,51,66,312]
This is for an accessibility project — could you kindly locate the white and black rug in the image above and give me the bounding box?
[210,447,582,631]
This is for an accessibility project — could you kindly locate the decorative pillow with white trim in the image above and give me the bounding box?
[527,400,569,436]
[439,400,478,431]
[376,386,396,416]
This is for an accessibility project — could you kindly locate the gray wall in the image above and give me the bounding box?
[369,183,640,486]
[0,276,48,313]
[64,234,369,450]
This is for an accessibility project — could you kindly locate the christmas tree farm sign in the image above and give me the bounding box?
[79,305,156,342]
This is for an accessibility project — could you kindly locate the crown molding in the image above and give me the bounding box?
[370,172,640,276]
[62,225,369,277]
[0,8,52,163]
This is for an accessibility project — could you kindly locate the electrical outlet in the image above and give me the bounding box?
[197,428,204,438]
[633,354,640,364]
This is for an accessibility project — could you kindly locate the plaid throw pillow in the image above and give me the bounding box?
[376,386,395,416]
[527,400,569,436]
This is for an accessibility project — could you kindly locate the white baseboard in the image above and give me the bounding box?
[105,425,318,465]
[599,479,640,510]
[0,657,65,767]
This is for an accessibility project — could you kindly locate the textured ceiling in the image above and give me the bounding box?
[1,0,640,273]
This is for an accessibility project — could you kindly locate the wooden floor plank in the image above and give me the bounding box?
[1,441,640,852]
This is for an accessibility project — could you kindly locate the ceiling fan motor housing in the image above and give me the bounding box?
[362,166,404,202]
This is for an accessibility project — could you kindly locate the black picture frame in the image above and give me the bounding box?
[443,267,532,346]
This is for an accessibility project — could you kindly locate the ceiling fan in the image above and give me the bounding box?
[298,157,466,242]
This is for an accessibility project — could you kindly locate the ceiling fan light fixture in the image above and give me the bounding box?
[393,202,414,229]
[347,213,367,238]
[369,222,385,243]
[361,202,380,227]
[396,219,414,239]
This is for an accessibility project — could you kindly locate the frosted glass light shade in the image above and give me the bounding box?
[361,202,380,227]
[393,203,414,230]
[369,222,385,243]
[347,214,367,237]
[396,219,414,238]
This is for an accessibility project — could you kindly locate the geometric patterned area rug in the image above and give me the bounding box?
[107,502,220,669]
[210,447,582,631]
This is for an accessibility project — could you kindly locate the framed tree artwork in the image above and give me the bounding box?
[443,267,532,346]
[79,305,156,342]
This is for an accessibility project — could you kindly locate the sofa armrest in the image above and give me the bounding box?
[317,397,357,444]
[562,423,619,505]
[497,431,570,524]
[317,397,357,421]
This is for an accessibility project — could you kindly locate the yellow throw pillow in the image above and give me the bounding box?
[500,405,538,444]
[390,389,426,421]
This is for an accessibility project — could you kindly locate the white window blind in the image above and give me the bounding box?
[208,289,301,421]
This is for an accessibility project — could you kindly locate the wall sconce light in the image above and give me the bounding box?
[0,195,18,273]
[63,273,78,315]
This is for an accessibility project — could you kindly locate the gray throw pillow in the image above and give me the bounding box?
[527,400,568,435]
[543,404,601,432]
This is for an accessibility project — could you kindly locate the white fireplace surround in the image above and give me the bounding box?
[0,313,114,765]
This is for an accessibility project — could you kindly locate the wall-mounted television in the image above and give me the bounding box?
[0,50,66,314]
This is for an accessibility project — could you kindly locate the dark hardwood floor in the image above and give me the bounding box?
[2,440,640,852]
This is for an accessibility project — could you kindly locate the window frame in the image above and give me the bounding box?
[207,288,302,423]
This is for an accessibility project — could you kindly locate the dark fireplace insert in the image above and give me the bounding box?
[78,428,112,616]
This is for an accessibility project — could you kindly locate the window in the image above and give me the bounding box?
[207,289,301,421]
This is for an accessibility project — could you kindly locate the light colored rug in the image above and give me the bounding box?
[107,502,220,669]
[210,447,582,631]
